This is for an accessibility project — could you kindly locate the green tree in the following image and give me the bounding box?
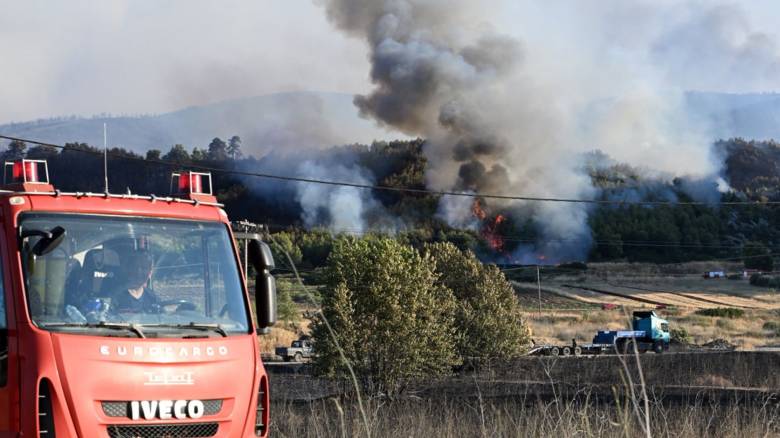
[4,139,27,160]
[299,229,335,267]
[269,231,303,266]
[311,237,458,395]
[425,242,531,359]
[163,144,190,163]
[228,135,243,160]
[743,241,774,271]
[275,279,300,323]
[26,144,59,159]
[145,149,161,161]
[191,147,207,161]
[207,137,228,161]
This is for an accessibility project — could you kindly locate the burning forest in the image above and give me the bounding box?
[308,0,753,263]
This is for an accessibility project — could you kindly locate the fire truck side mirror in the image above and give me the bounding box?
[249,240,276,329]
[23,226,67,256]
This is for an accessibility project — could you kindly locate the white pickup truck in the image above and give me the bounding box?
[275,338,315,362]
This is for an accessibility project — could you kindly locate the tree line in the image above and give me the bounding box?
[2,136,778,266]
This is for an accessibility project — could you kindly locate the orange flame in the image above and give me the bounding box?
[472,200,506,253]
[471,199,487,220]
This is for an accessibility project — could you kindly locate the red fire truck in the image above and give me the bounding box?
[0,160,277,437]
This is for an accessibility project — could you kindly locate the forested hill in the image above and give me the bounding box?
[2,136,778,264]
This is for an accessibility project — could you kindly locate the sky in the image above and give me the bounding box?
[2,1,780,124]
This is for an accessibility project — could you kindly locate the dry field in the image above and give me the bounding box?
[524,307,779,348]
[268,352,780,437]
[263,262,779,354]
[511,262,780,349]
[270,397,779,438]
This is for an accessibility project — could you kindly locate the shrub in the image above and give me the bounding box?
[763,321,780,335]
[424,242,531,359]
[715,318,735,330]
[269,232,302,266]
[670,327,692,344]
[298,229,334,267]
[311,237,459,395]
[694,308,745,319]
[750,274,780,288]
[275,279,300,323]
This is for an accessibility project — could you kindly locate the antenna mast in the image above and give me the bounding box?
[103,122,109,194]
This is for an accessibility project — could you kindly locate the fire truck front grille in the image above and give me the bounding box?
[106,422,218,438]
[101,400,223,418]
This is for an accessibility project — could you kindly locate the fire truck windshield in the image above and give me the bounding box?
[20,213,251,337]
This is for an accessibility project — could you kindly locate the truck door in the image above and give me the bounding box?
[0,248,15,436]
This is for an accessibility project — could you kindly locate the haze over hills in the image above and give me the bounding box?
[0,92,402,155]
[685,91,780,141]
[4,91,780,157]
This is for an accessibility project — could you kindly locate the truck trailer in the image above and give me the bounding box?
[530,311,670,356]
[0,160,277,437]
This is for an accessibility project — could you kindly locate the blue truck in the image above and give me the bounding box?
[530,311,671,356]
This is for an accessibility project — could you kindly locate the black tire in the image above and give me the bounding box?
[653,341,664,354]
[574,346,582,356]
[551,347,560,356]
[562,347,572,356]
[294,352,303,362]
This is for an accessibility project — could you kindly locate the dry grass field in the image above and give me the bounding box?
[268,352,780,437]
[270,397,779,438]
[512,262,780,349]
[525,307,779,348]
[264,261,780,354]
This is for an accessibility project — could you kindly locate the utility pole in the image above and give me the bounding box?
[536,265,543,315]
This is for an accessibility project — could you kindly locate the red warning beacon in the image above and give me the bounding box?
[171,171,217,203]
[3,159,55,192]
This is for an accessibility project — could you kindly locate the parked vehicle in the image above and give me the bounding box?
[276,338,315,362]
[529,311,670,356]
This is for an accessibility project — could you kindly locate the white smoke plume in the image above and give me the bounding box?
[295,160,380,233]
[317,0,779,261]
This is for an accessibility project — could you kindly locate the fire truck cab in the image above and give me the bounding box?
[0,160,276,437]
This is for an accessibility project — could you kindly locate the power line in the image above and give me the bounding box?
[1,134,778,206]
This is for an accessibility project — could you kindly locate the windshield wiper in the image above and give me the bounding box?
[140,322,228,338]
[41,322,146,338]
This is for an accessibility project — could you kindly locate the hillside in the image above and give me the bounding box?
[5,91,780,157]
[0,92,401,155]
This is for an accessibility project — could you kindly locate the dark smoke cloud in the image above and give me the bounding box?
[317,0,780,261]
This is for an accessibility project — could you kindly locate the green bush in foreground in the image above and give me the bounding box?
[424,242,531,359]
[694,307,745,319]
[311,237,459,395]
